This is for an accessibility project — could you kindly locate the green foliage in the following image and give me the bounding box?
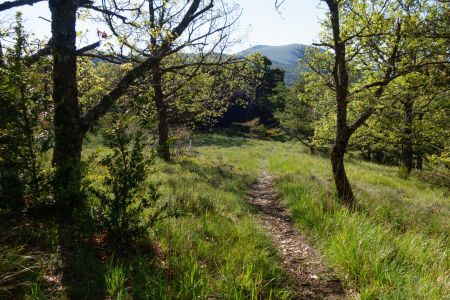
[0,13,52,212]
[273,76,321,150]
[238,44,307,85]
[105,259,127,300]
[89,117,162,250]
[277,0,449,170]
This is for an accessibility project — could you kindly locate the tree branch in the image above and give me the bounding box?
[81,4,127,22]
[172,0,212,38]
[0,0,45,12]
[23,40,100,66]
[75,41,101,55]
[24,45,51,66]
[80,56,158,131]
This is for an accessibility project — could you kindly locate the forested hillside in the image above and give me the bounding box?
[0,0,449,299]
[238,44,307,85]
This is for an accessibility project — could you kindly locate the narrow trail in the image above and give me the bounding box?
[248,171,347,300]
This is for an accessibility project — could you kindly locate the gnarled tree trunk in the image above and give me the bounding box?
[326,0,355,206]
[49,0,83,214]
[331,132,354,205]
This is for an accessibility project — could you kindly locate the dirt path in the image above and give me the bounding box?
[248,171,347,300]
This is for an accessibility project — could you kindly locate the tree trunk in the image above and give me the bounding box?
[401,98,414,173]
[49,0,83,215]
[331,132,354,206]
[415,112,424,170]
[416,153,423,170]
[153,68,170,161]
[0,41,4,66]
[325,0,355,207]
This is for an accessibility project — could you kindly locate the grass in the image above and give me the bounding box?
[182,134,449,299]
[2,133,448,299]
[0,244,39,296]
[1,133,292,299]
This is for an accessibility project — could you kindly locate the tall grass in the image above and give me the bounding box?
[5,133,448,299]
[0,244,40,296]
[193,135,449,299]
[74,133,294,299]
[267,142,449,299]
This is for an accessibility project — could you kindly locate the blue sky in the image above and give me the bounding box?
[236,0,325,51]
[1,0,325,52]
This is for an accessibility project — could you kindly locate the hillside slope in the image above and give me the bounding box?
[238,44,308,85]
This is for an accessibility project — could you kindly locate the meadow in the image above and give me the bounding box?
[1,133,449,299]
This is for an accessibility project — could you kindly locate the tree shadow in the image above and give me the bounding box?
[0,212,107,299]
[58,227,106,300]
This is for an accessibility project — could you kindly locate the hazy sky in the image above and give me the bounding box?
[1,0,326,53]
[235,0,325,51]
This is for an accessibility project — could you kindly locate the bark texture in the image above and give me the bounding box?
[49,0,84,213]
[326,0,355,205]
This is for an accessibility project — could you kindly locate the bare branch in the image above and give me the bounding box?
[75,41,101,55]
[81,4,127,22]
[0,0,45,12]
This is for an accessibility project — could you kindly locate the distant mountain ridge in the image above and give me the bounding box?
[237,44,308,85]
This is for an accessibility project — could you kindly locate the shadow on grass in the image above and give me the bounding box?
[58,227,106,300]
[0,214,107,299]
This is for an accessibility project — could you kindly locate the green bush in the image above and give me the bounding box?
[412,168,450,189]
[89,119,163,251]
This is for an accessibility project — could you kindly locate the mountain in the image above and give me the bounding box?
[237,44,308,85]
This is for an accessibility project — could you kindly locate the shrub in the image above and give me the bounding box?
[412,168,450,189]
[89,118,163,250]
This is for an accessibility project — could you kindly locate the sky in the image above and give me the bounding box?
[234,0,325,51]
[1,0,326,53]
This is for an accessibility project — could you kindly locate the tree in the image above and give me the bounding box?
[350,71,450,171]
[113,1,238,160]
[274,74,321,152]
[1,0,236,216]
[217,53,285,127]
[301,0,448,205]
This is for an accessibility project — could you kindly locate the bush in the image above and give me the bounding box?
[412,168,450,189]
[89,118,163,251]
[397,165,411,179]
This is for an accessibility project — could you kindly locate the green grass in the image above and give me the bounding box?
[62,133,292,299]
[191,135,449,299]
[2,133,448,299]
